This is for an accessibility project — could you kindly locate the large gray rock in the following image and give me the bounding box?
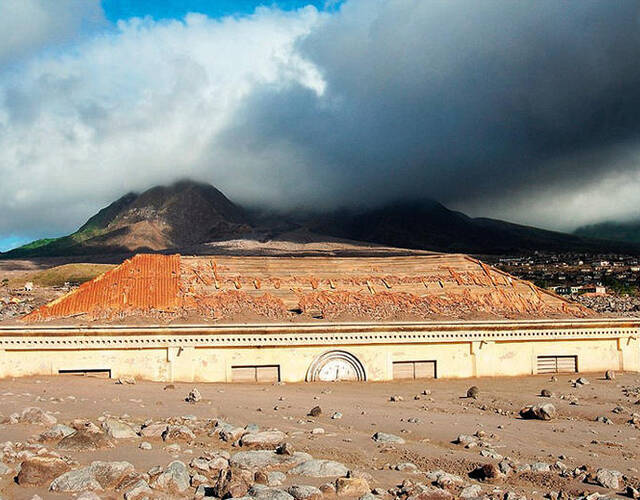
[231,451,312,472]
[154,460,190,493]
[140,422,168,437]
[241,431,286,450]
[519,403,556,420]
[595,468,623,490]
[372,432,405,444]
[289,459,349,478]
[124,479,153,500]
[102,419,137,439]
[50,461,134,492]
[287,485,323,500]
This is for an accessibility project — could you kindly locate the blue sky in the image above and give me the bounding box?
[102,0,331,21]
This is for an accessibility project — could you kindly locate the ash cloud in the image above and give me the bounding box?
[2,0,640,244]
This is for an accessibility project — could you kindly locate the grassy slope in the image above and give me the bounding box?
[9,263,115,288]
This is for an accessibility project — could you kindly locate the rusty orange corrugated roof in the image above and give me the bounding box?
[23,254,181,322]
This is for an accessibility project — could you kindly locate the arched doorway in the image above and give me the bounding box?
[306,350,366,382]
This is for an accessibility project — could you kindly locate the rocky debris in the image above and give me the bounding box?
[162,424,196,442]
[185,388,202,403]
[140,422,168,437]
[605,370,616,380]
[209,467,253,498]
[531,462,551,473]
[595,416,613,425]
[467,386,479,399]
[38,424,75,442]
[426,469,464,488]
[455,434,477,447]
[575,377,590,386]
[540,389,553,397]
[139,441,152,450]
[594,468,623,490]
[519,403,556,420]
[308,406,322,417]
[220,426,247,442]
[289,459,349,477]
[389,395,404,402]
[287,484,323,500]
[3,407,57,426]
[16,456,72,486]
[57,428,114,451]
[336,476,370,497]
[331,412,342,420]
[153,460,191,493]
[626,485,640,499]
[230,450,311,472]
[372,432,405,444]
[102,418,137,439]
[50,460,135,492]
[241,430,286,450]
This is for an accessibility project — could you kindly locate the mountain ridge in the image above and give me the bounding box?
[3,180,639,258]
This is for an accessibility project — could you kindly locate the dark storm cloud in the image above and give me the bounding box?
[221,0,640,220]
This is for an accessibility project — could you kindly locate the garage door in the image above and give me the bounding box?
[231,365,280,383]
[536,355,577,374]
[392,360,437,380]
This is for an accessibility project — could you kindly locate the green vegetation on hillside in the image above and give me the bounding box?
[10,263,115,288]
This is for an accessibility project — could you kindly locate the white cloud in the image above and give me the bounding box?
[0,6,324,236]
[0,0,105,65]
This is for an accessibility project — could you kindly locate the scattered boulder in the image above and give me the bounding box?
[540,389,553,398]
[102,418,137,439]
[460,485,482,498]
[185,388,202,403]
[162,425,196,442]
[230,450,311,472]
[372,432,405,444]
[287,484,323,500]
[241,430,286,450]
[308,406,322,417]
[336,476,370,497]
[467,386,480,399]
[594,468,623,490]
[276,442,295,456]
[50,461,135,492]
[140,422,168,437]
[289,459,349,478]
[248,484,294,499]
[519,403,556,420]
[116,376,136,385]
[472,463,501,480]
[154,460,190,493]
[605,370,616,380]
[39,424,75,442]
[57,429,114,451]
[19,407,57,426]
[124,479,152,500]
[17,457,71,486]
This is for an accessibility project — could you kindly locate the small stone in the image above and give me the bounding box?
[595,468,623,490]
[331,412,342,420]
[519,403,556,420]
[605,370,615,380]
[311,427,325,435]
[308,406,322,417]
[372,432,405,444]
[102,418,137,439]
[139,442,152,450]
[467,386,480,399]
[116,376,136,385]
[185,388,202,403]
[336,477,370,497]
[276,442,295,456]
[540,389,553,398]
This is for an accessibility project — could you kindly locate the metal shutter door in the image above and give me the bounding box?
[414,361,436,379]
[556,356,577,373]
[231,366,257,382]
[393,362,415,380]
[536,356,558,374]
[256,366,280,383]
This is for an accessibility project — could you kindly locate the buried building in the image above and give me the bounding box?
[0,253,638,382]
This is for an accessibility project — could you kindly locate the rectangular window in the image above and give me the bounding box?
[393,360,437,379]
[536,355,577,374]
[231,365,280,383]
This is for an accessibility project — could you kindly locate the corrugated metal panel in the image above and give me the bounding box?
[24,254,180,321]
